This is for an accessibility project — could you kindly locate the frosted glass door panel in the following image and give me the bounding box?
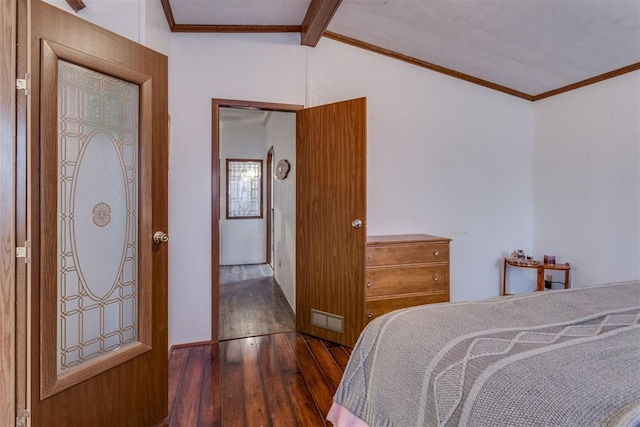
[57,60,139,374]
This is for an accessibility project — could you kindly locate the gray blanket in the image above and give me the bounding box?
[333,282,640,426]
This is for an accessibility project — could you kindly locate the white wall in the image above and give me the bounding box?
[142,0,171,56]
[220,120,267,265]
[310,40,536,299]
[42,0,170,55]
[266,112,297,311]
[169,34,306,345]
[168,33,534,345]
[43,0,142,43]
[533,71,640,287]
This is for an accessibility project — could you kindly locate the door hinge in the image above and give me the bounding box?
[16,409,30,427]
[16,241,30,264]
[16,73,29,94]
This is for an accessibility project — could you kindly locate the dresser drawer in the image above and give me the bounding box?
[365,264,448,298]
[365,292,449,322]
[366,242,449,267]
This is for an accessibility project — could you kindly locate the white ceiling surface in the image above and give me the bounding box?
[170,0,311,25]
[329,0,640,95]
[220,107,271,125]
[168,0,640,96]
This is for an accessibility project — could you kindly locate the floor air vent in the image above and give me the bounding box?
[310,309,344,333]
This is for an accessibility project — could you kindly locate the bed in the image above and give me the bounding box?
[327,281,640,427]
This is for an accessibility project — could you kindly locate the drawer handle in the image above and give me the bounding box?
[433,273,440,281]
[367,312,373,318]
[366,281,372,288]
[434,250,440,257]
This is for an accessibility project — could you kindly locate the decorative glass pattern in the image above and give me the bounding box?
[57,60,139,374]
[226,160,263,218]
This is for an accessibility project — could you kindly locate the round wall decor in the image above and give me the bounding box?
[275,159,290,180]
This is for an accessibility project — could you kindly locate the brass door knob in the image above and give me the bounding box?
[153,231,169,245]
[351,219,363,229]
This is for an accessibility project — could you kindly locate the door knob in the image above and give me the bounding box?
[153,231,169,245]
[351,219,363,229]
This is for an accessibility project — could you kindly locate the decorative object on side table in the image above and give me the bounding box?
[502,254,570,295]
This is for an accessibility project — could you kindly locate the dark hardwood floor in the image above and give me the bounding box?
[219,264,295,341]
[220,264,275,284]
[161,332,352,426]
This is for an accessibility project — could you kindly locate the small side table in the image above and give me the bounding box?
[502,258,570,296]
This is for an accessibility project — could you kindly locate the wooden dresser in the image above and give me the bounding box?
[365,234,451,322]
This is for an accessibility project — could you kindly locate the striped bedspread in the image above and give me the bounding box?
[330,282,640,427]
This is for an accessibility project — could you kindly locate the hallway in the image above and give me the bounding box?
[219,264,295,341]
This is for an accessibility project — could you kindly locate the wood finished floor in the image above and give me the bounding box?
[220,264,275,284]
[161,332,352,426]
[219,264,295,341]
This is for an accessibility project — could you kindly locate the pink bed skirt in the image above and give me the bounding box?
[326,402,370,427]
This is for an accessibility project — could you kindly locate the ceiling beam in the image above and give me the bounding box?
[65,0,86,12]
[301,0,343,47]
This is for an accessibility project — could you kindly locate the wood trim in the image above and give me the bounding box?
[532,63,640,101]
[169,339,216,352]
[211,99,303,343]
[15,0,28,420]
[214,99,304,112]
[266,147,274,266]
[324,32,533,101]
[211,100,221,344]
[172,24,301,33]
[65,0,86,12]
[39,39,155,399]
[161,0,299,33]
[160,0,176,30]
[0,0,17,424]
[301,0,343,47]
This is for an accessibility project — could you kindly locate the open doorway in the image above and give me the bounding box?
[212,100,302,342]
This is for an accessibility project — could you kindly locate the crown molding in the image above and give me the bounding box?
[161,0,299,33]
[323,32,534,101]
[533,63,640,101]
[171,24,300,33]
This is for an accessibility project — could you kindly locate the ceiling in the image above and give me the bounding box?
[163,0,640,100]
[219,107,272,125]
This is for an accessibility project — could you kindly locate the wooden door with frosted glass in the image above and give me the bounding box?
[26,2,168,426]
